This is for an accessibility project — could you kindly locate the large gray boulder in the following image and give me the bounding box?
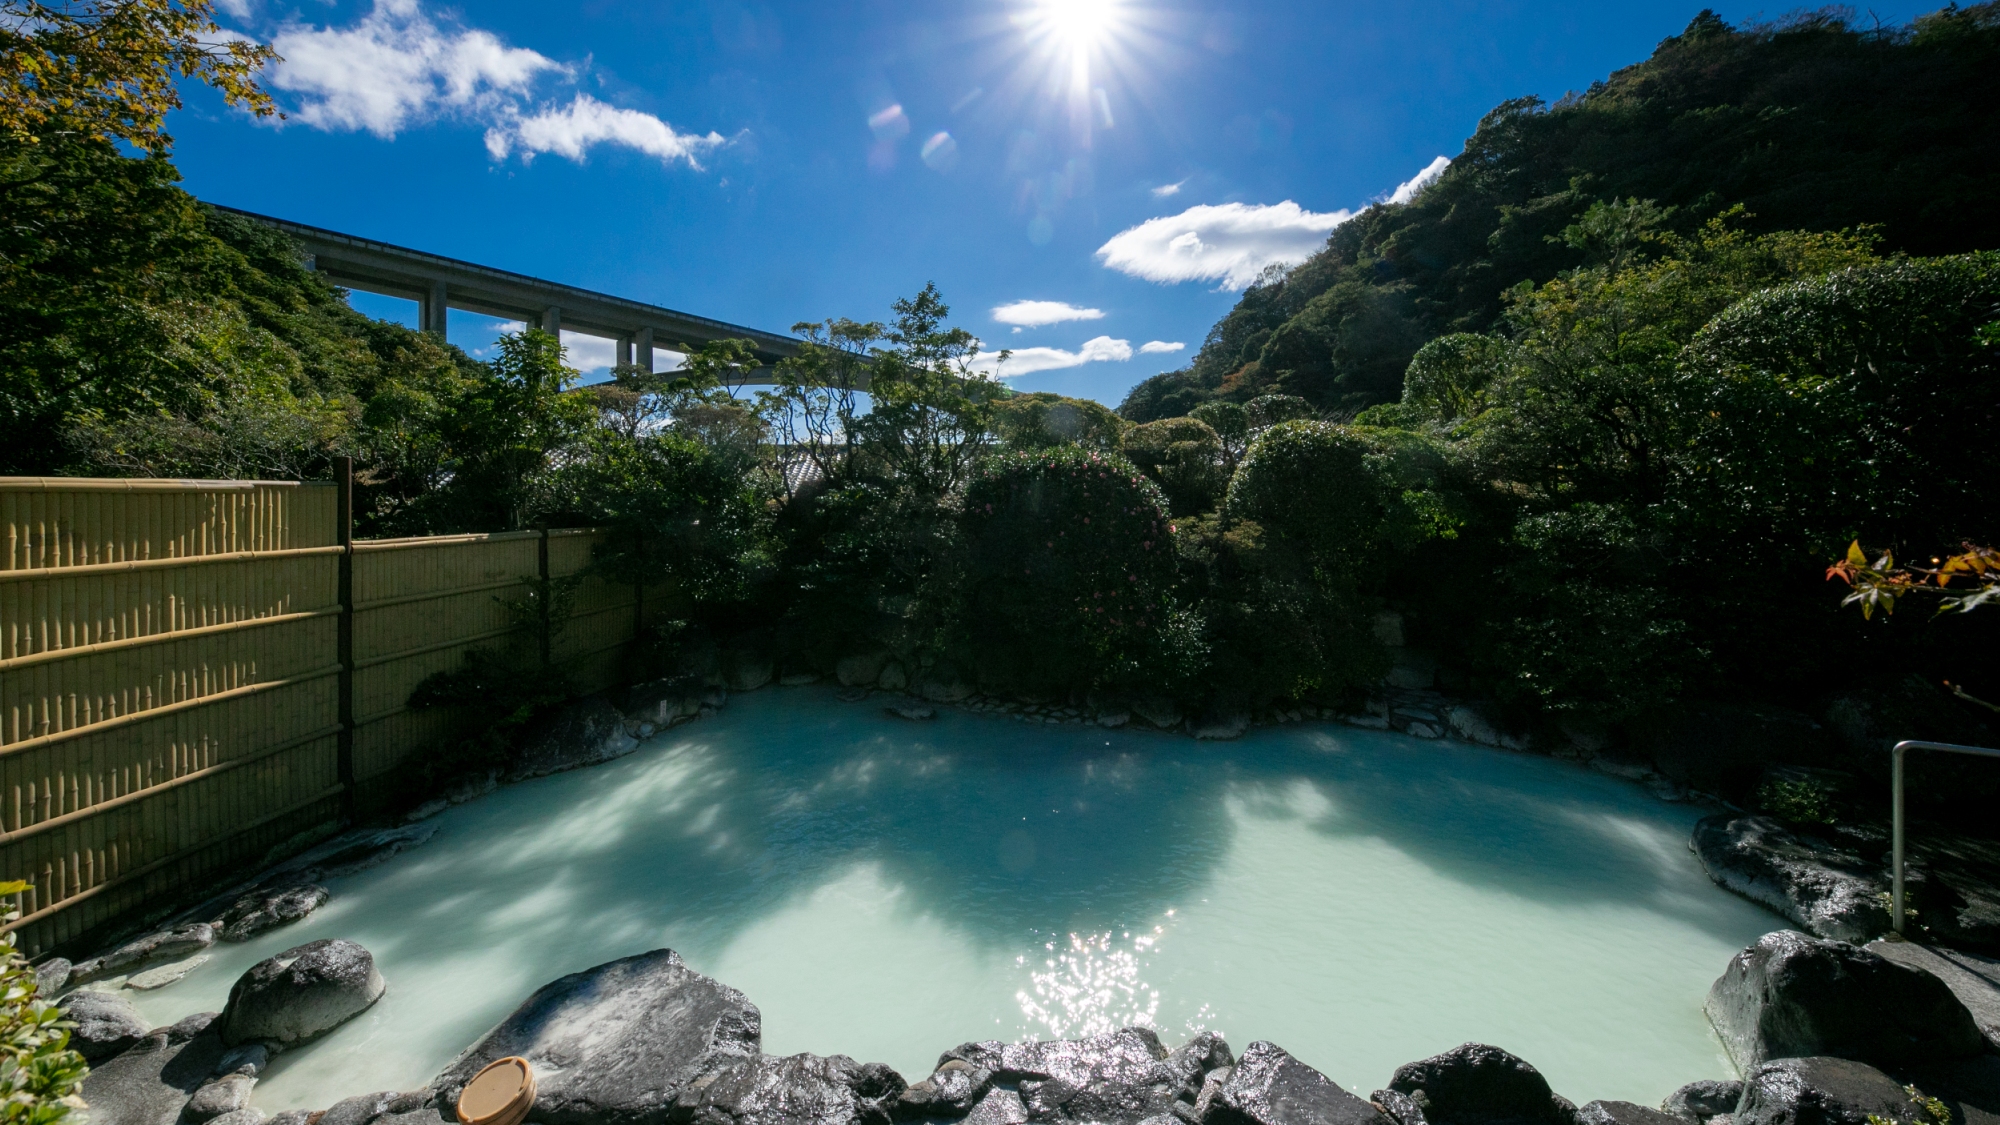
[621,677,703,732]
[220,938,386,1047]
[508,695,640,780]
[1165,1032,1234,1103]
[1206,1041,1387,1125]
[937,1027,1197,1125]
[1705,930,1985,1072]
[59,989,150,1062]
[1691,816,1889,943]
[71,922,216,983]
[1866,938,2000,1054]
[216,884,329,943]
[836,652,886,688]
[672,1052,904,1125]
[78,1012,228,1125]
[1733,1058,1932,1125]
[1660,1081,1741,1124]
[1383,1044,1577,1125]
[433,949,762,1125]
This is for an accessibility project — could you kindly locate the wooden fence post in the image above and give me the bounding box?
[335,457,356,819]
[537,526,552,668]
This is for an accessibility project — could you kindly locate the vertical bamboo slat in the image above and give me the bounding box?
[0,479,640,955]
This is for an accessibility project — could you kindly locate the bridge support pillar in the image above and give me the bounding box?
[636,326,654,373]
[423,280,448,337]
[541,305,562,336]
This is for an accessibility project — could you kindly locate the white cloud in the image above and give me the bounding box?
[1151,179,1186,198]
[1139,340,1185,354]
[967,335,1134,377]
[269,0,563,137]
[1095,201,1353,289]
[487,94,723,165]
[1388,155,1450,205]
[992,300,1106,327]
[260,0,719,167]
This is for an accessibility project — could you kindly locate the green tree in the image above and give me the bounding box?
[1120,417,1225,516]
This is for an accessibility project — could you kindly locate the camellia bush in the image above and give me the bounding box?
[1119,416,1226,516]
[960,447,1195,694]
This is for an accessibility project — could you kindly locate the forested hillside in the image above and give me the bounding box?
[1120,6,2000,419]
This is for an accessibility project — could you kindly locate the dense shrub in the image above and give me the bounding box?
[1120,417,1226,515]
[991,392,1125,452]
[960,447,1190,693]
[0,886,88,1125]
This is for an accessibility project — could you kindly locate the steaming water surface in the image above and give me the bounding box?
[120,687,1775,1112]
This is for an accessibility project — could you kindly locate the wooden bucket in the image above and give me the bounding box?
[457,1057,536,1125]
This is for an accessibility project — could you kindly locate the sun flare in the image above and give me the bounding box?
[1041,0,1121,48]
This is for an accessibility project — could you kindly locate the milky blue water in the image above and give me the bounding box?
[120,687,1775,1112]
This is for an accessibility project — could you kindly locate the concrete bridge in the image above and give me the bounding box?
[219,206,802,377]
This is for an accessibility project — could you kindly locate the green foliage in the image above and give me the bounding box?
[992,392,1126,453]
[1759,777,1839,825]
[1189,401,1249,471]
[960,447,1187,693]
[537,428,773,608]
[1120,417,1225,516]
[1401,333,1514,423]
[0,882,87,1125]
[1120,5,2000,420]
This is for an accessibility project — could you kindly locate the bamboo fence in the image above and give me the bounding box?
[0,474,653,957]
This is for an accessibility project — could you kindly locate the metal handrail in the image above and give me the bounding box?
[1892,739,2000,934]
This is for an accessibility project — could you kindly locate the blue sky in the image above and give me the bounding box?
[175,0,1935,403]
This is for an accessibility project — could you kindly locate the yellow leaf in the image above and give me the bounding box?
[1847,540,1867,567]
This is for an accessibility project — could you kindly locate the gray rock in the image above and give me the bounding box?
[964,1089,1030,1125]
[918,664,974,704]
[896,1059,995,1120]
[1164,1032,1234,1101]
[221,938,386,1047]
[268,1111,316,1125]
[837,652,887,688]
[1661,1081,1741,1123]
[1206,1041,1387,1125]
[1577,1104,1680,1125]
[1369,1090,1425,1125]
[1733,1057,1929,1125]
[443,770,500,806]
[1866,939,2000,1054]
[940,1027,1181,1125]
[509,695,640,780]
[1098,711,1131,729]
[127,954,210,990]
[1130,697,1183,731]
[779,672,823,686]
[878,662,909,691]
[214,1043,270,1078]
[724,650,774,693]
[1691,816,1890,944]
[78,1012,227,1125]
[434,948,761,1125]
[319,1091,395,1125]
[187,1074,257,1121]
[73,923,216,982]
[1704,930,1984,1072]
[279,823,438,883]
[1404,722,1442,739]
[60,990,150,1062]
[672,1052,904,1125]
[35,957,70,997]
[209,1110,269,1125]
[886,703,936,721]
[1385,1043,1576,1125]
[1190,710,1250,741]
[622,677,705,728]
[218,884,329,942]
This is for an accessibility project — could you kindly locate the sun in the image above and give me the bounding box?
[1041,0,1121,48]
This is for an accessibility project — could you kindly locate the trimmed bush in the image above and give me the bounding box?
[1120,417,1226,515]
[961,447,1189,693]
